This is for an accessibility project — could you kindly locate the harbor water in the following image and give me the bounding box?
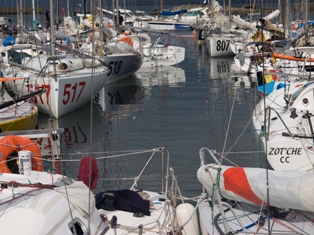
[35,31,262,198]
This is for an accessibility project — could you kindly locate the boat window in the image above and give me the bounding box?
[128,12,135,17]
[291,81,314,102]
[185,11,198,17]
[69,218,87,235]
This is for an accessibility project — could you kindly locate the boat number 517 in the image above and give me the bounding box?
[216,40,229,51]
[63,82,86,105]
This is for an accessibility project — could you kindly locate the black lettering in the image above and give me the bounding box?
[291,148,297,155]
[280,156,285,163]
[297,148,302,155]
[269,148,274,155]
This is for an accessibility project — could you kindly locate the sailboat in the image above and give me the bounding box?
[132,0,193,31]
[2,52,108,118]
[0,132,201,235]
[252,78,314,171]
[0,82,43,132]
[118,32,185,67]
[1,1,111,118]
[197,147,314,234]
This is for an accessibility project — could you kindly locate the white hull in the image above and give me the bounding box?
[119,33,185,67]
[206,35,235,57]
[198,198,314,234]
[133,20,192,31]
[148,21,176,30]
[197,148,314,234]
[0,170,108,235]
[141,45,185,67]
[252,80,314,171]
[5,56,107,118]
[0,143,200,235]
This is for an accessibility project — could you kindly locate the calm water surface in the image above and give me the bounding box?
[36,31,261,197]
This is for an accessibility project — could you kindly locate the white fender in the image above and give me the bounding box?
[176,203,199,235]
[18,150,32,176]
[83,19,92,28]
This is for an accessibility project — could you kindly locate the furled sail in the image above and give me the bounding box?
[197,164,314,212]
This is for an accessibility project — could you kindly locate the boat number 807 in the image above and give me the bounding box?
[216,40,229,51]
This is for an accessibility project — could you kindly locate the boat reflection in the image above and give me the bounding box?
[136,66,186,87]
[35,102,107,156]
[35,76,143,155]
[233,75,256,89]
[209,56,243,79]
[94,75,143,119]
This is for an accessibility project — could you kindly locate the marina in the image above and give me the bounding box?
[1,0,314,234]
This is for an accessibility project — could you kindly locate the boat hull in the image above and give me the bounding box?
[0,104,38,132]
[5,57,108,118]
[103,52,142,85]
[206,35,235,57]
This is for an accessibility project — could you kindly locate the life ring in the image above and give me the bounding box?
[119,37,133,47]
[0,135,42,173]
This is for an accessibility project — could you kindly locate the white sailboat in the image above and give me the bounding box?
[117,32,185,67]
[0,132,201,235]
[132,0,193,31]
[252,79,314,171]
[2,0,144,118]
[197,147,314,234]
[2,53,108,118]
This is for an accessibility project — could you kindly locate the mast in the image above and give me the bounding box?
[305,0,309,31]
[210,0,214,25]
[32,0,35,20]
[32,0,39,31]
[84,0,87,19]
[67,0,70,16]
[49,0,57,77]
[18,0,24,42]
[116,0,119,32]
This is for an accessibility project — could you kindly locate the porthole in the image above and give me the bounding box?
[68,218,87,235]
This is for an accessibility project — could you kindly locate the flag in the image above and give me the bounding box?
[256,71,278,95]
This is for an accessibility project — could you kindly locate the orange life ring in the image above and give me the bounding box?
[0,135,42,173]
[119,37,133,47]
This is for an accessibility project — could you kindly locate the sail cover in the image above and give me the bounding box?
[161,9,187,16]
[197,164,314,212]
